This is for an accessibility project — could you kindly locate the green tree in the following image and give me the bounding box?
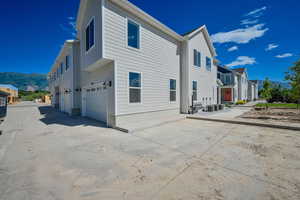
[285,59,300,110]
[260,78,272,105]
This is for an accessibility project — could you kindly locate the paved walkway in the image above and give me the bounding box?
[0,102,299,200]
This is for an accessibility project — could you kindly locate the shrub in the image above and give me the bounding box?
[236,100,246,105]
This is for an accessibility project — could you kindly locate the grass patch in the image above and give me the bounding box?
[255,103,299,109]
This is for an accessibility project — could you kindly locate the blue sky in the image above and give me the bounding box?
[0,0,299,81]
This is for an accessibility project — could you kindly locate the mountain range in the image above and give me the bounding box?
[0,72,291,92]
[0,72,48,91]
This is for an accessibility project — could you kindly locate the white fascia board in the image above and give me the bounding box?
[185,25,217,57]
[49,40,79,74]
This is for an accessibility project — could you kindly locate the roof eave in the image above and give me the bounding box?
[185,25,217,57]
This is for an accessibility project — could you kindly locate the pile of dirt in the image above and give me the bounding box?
[240,108,300,122]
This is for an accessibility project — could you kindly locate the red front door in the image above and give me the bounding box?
[224,88,232,101]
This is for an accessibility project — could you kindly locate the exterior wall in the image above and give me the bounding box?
[180,41,189,113]
[78,0,103,70]
[103,0,181,120]
[240,73,248,101]
[48,42,80,115]
[0,87,18,104]
[186,31,217,109]
[80,62,116,126]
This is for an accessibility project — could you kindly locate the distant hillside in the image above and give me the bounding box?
[255,80,291,91]
[0,72,48,91]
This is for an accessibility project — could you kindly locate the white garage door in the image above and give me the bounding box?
[83,86,107,123]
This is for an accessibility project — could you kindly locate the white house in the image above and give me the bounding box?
[48,40,81,115]
[233,68,249,101]
[48,0,219,130]
[180,26,218,113]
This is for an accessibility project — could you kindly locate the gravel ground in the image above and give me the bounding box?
[0,102,299,200]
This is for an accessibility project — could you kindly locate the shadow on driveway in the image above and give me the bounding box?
[38,106,107,128]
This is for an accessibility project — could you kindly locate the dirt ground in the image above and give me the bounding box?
[1,102,300,200]
[240,108,300,123]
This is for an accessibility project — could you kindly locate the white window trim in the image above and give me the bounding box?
[126,18,141,52]
[193,49,201,68]
[169,79,177,103]
[128,71,142,104]
[206,56,212,71]
[85,16,95,55]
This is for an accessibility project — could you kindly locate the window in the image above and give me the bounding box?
[127,20,140,49]
[170,79,176,102]
[129,72,141,103]
[193,50,201,67]
[65,56,70,70]
[60,63,64,75]
[192,81,197,101]
[0,97,6,107]
[86,18,95,52]
[206,57,211,71]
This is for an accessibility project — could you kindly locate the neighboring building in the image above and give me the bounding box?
[42,95,52,104]
[232,68,248,101]
[180,26,218,113]
[0,84,18,104]
[249,80,259,100]
[48,40,81,115]
[217,65,237,103]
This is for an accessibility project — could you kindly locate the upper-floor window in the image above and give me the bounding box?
[60,63,64,75]
[192,81,197,101]
[127,20,140,49]
[170,79,176,102]
[129,72,141,103]
[194,50,201,67]
[85,18,95,52]
[206,57,211,71]
[65,55,70,70]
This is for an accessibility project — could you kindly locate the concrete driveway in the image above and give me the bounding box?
[0,102,299,200]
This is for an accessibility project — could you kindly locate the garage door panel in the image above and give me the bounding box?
[85,88,107,123]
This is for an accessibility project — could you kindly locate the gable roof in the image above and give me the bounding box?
[0,84,18,91]
[182,25,217,57]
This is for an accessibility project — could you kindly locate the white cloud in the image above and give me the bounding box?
[275,53,293,58]
[265,43,279,51]
[240,19,259,25]
[228,46,238,52]
[245,6,267,17]
[226,56,256,67]
[60,17,77,38]
[211,24,269,44]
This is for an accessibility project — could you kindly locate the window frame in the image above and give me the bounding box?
[85,17,95,53]
[169,79,176,102]
[60,62,64,75]
[193,49,201,67]
[128,71,142,104]
[65,55,70,71]
[206,56,212,71]
[192,81,197,101]
[126,18,141,50]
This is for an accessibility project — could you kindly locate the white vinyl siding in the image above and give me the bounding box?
[188,30,217,106]
[103,1,180,115]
